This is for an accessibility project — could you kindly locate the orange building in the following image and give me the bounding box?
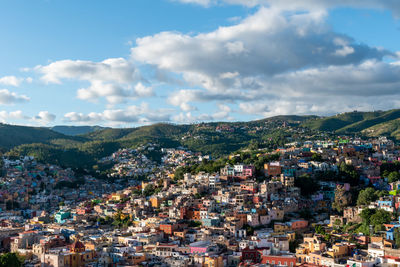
[264,162,282,176]
[159,224,179,235]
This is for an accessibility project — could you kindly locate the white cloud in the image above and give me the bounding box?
[0,110,28,123]
[35,58,147,104]
[172,104,233,123]
[235,59,400,116]
[0,89,30,105]
[0,76,23,87]
[213,104,233,120]
[33,111,56,124]
[64,103,171,124]
[36,58,137,84]
[129,6,400,119]
[132,7,389,94]
[134,82,154,97]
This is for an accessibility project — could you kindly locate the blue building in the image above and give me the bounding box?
[202,218,220,227]
[55,210,71,224]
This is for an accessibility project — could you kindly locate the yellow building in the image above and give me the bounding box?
[64,239,95,267]
[303,236,326,253]
[327,243,350,260]
[150,197,161,208]
[110,193,123,201]
[274,222,290,233]
[204,255,223,267]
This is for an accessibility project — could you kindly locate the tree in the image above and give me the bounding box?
[370,209,392,227]
[359,208,392,235]
[289,240,300,253]
[315,225,326,235]
[357,188,378,206]
[332,185,352,213]
[339,163,360,185]
[174,167,188,181]
[388,172,400,183]
[143,184,155,197]
[0,253,23,267]
[294,174,320,197]
[243,224,255,236]
[360,208,376,225]
[311,153,323,162]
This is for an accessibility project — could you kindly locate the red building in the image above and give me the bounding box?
[241,247,263,263]
[261,255,297,267]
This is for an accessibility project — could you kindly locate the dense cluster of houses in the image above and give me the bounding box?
[1,135,400,266]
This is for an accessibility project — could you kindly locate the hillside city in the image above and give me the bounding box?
[0,120,400,267]
[2,0,400,266]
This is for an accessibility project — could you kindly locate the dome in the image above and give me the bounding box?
[70,239,85,253]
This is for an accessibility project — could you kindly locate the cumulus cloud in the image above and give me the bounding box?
[0,110,28,123]
[64,103,171,124]
[36,58,136,84]
[33,111,56,124]
[129,6,400,118]
[172,104,233,123]
[233,59,400,116]
[35,58,148,104]
[0,89,30,105]
[132,8,389,92]
[168,88,259,111]
[0,76,23,87]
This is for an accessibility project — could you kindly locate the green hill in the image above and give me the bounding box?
[2,110,400,168]
[0,123,76,150]
[362,118,400,140]
[301,109,400,134]
[51,125,107,136]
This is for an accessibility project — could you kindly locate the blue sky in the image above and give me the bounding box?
[0,0,399,127]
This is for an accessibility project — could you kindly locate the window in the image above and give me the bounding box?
[290,263,293,267]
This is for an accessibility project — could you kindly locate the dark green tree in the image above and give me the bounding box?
[388,172,400,183]
[357,188,378,206]
[0,253,23,267]
[294,174,320,197]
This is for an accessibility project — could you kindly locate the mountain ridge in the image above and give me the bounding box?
[2,109,400,168]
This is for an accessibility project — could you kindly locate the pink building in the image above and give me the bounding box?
[242,165,255,177]
[190,241,216,254]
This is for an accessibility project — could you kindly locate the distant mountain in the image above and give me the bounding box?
[50,125,108,136]
[301,109,400,134]
[0,123,76,150]
[363,118,400,140]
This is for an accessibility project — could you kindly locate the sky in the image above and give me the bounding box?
[0,0,400,127]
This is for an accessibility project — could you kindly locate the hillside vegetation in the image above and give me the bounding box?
[301,109,400,135]
[2,110,400,168]
[0,123,77,150]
